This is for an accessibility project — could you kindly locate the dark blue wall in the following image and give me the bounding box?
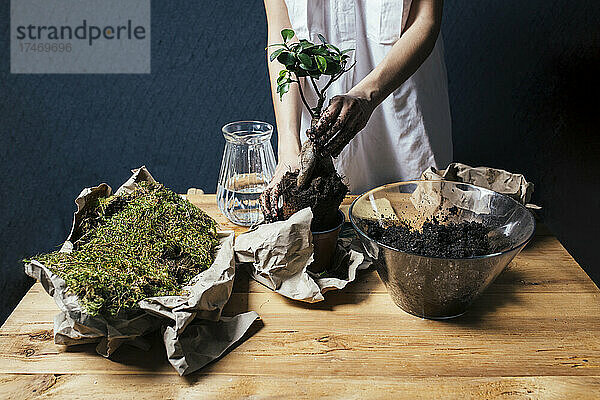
[1,1,599,323]
[444,0,600,287]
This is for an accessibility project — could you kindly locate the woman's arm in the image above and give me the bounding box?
[351,0,443,104]
[264,0,302,165]
[261,0,303,219]
[311,0,444,156]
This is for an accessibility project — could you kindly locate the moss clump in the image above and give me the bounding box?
[28,181,219,318]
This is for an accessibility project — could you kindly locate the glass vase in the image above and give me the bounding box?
[217,121,276,226]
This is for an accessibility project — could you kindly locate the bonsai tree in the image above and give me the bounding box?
[270,29,355,125]
[263,29,354,230]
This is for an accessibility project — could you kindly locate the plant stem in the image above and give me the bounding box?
[293,77,316,119]
[309,76,327,118]
[322,74,337,94]
[321,60,356,94]
[292,60,356,121]
[314,96,325,118]
[309,76,319,94]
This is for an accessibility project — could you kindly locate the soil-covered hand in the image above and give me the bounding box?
[260,155,300,221]
[308,94,375,157]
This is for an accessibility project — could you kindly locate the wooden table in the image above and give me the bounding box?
[1,194,599,399]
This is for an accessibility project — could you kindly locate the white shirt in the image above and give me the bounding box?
[284,0,453,194]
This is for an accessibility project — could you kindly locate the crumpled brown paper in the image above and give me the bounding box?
[421,162,540,209]
[234,208,371,302]
[24,167,259,376]
[411,179,497,217]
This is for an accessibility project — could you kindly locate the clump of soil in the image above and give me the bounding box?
[363,218,506,258]
[266,162,347,231]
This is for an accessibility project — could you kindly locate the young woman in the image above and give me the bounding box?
[262,0,452,217]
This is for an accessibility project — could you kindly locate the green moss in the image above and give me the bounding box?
[29,181,219,318]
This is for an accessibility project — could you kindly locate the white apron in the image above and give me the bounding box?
[284,0,453,194]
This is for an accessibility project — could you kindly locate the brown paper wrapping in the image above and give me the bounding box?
[421,162,540,209]
[234,208,371,302]
[24,167,258,376]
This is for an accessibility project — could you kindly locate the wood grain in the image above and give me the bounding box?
[1,194,599,398]
[1,374,599,400]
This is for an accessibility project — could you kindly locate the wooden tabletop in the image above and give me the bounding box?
[1,194,599,399]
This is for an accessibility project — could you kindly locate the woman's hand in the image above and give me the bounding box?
[308,93,376,157]
[260,153,300,221]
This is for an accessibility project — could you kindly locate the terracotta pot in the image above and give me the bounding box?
[308,209,345,273]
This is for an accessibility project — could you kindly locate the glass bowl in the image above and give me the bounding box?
[349,180,536,319]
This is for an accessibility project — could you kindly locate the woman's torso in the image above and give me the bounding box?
[285,0,453,193]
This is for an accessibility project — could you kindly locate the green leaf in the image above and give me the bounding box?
[299,39,315,50]
[341,48,354,55]
[277,82,290,100]
[281,29,295,42]
[269,48,284,62]
[289,43,302,53]
[317,33,328,44]
[297,53,313,68]
[278,69,288,77]
[277,74,290,85]
[276,51,296,66]
[310,46,329,56]
[315,55,327,73]
[323,55,336,63]
[326,43,341,54]
[325,63,342,75]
